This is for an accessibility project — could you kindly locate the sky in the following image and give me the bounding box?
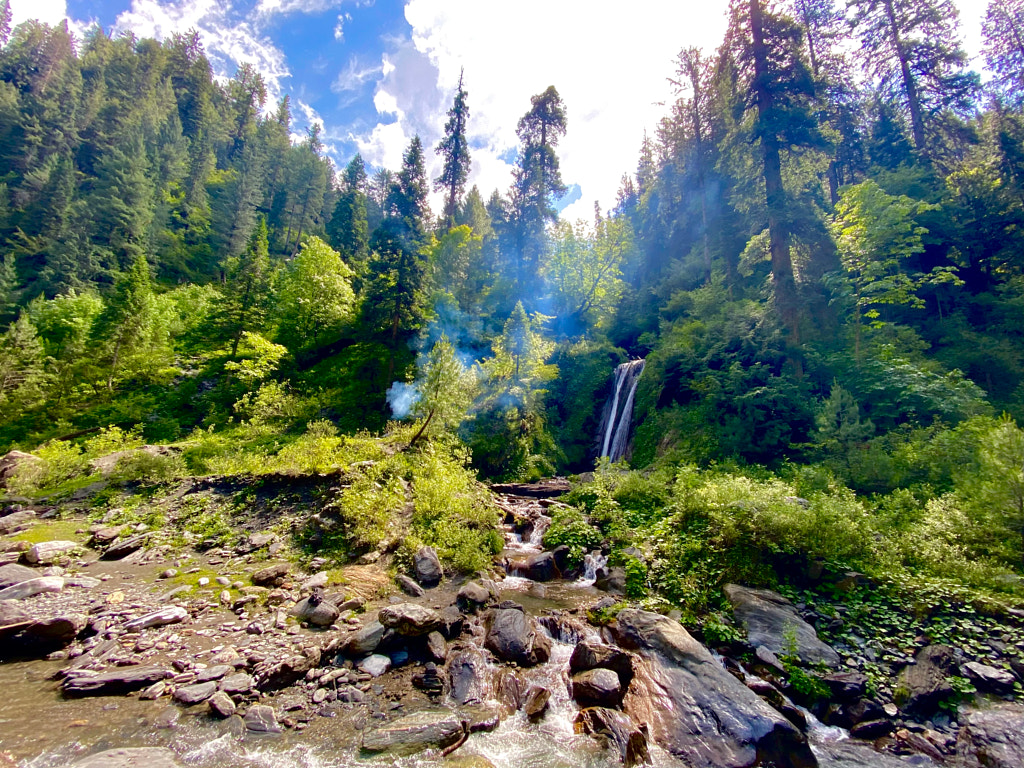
[7,0,993,222]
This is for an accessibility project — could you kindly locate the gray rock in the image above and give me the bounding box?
[0,563,36,589]
[358,653,391,677]
[360,710,465,756]
[524,685,550,721]
[413,546,443,587]
[67,747,182,768]
[123,606,188,631]
[244,704,281,733]
[25,540,78,565]
[724,583,840,668]
[208,691,236,718]
[611,608,815,768]
[484,604,551,667]
[172,681,217,705]
[569,639,634,684]
[0,575,64,600]
[575,707,650,768]
[594,566,627,594]
[63,665,172,696]
[396,574,425,597]
[153,706,180,729]
[24,614,87,645]
[508,551,558,581]
[0,599,30,628]
[456,581,491,612]
[0,510,35,535]
[957,704,1024,768]
[345,620,385,655]
[963,661,1017,695]
[290,594,340,627]
[101,533,151,560]
[447,646,488,705]
[427,630,447,662]
[571,668,623,708]
[816,740,936,767]
[821,671,868,702]
[252,562,290,586]
[898,645,957,717]
[253,646,320,690]
[65,576,101,589]
[195,665,233,683]
[301,572,329,591]
[379,603,444,636]
[0,451,42,488]
[219,672,253,695]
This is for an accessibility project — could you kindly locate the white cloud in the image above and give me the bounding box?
[356,120,409,171]
[333,12,350,41]
[114,0,291,103]
[332,56,382,93]
[256,0,341,16]
[9,0,67,27]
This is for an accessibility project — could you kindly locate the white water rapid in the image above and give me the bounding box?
[598,359,645,462]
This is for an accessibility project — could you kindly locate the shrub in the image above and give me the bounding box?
[542,506,602,567]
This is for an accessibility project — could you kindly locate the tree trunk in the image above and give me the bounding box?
[750,0,801,345]
[883,0,926,152]
[408,408,435,448]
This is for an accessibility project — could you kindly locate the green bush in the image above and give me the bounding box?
[542,506,602,567]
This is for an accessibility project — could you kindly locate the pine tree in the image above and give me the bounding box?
[435,69,471,229]
[983,0,1024,106]
[222,218,274,356]
[0,311,49,411]
[0,0,12,48]
[510,86,567,295]
[93,252,158,390]
[389,136,430,247]
[848,0,978,155]
[326,154,370,275]
[407,334,477,447]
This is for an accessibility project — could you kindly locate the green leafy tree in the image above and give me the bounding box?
[276,236,356,351]
[435,69,471,228]
[983,0,1024,106]
[830,179,944,360]
[408,334,478,447]
[960,415,1024,565]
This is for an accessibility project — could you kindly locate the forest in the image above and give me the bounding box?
[2,0,1024,608]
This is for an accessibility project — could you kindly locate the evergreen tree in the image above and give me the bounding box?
[93,252,160,390]
[435,69,471,229]
[222,218,274,356]
[407,334,477,447]
[327,154,370,275]
[0,0,11,48]
[983,0,1024,106]
[389,136,431,247]
[0,311,48,411]
[0,253,17,322]
[510,86,567,295]
[848,0,978,155]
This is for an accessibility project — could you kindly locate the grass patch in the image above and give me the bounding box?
[11,519,87,544]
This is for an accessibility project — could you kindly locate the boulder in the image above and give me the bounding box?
[0,510,35,535]
[101,533,152,560]
[898,644,957,717]
[723,584,840,668]
[570,639,634,686]
[508,551,559,581]
[360,709,465,756]
[611,608,816,768]
[0,451,42,488]
[66,748,182,768]
[397,574,425,597]
[208,691,236,718]
[0,576,63,600]
[571,668,623,708]
[414,546,443,587]
[524,685,551,721]
[957,704,1024,768]
[358,654,391,677]
[447,646,489,705]
[63,665,172,696]
[24,614,87,645]
[0,599,30,628]
[244,704,281,733]
[0,563,36,589]
[253,646,320,690]
[456,581,491,612]
[252,563,290,586]
[379,603,445,636]
[575,707,650,768]
[219,673,253,695]
[821,671,868,703]
[345,620,386,655]
[484,604,551,667]
[172,681,217,705]
[963,661,1017,695]
[815,741,936,767]
[290,593,340,627]
[25,540,78,565]
[594,566,627,594]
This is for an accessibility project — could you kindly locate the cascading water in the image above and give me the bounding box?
[597,359,645,463]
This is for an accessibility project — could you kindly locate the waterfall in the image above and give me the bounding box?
[597,359,645,462]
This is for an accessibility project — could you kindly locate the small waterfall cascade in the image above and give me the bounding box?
[597,359,646,462]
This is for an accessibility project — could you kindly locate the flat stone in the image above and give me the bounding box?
[25,614,87,645]
[963,661,1017,694]
[396,574,425,597]
[358,654,391,677]
[0,599,30,627]
[25,541,78,565]
[0,563,36,589]
[195,665,233,683]
[219,673,253,695]
[0,576,63,600]
[427,631,447,662]
[102,533,152,560]
[345,620,386,654]
[724,583,840,668]
[0,510,36,535]
[290,595,340,627]
[379,603,444,636]
[67,747,182,768]
[360,709,464,756]
[252,563,290,586]
[123,606,188,631]
[172,681,217,705]
[244,704,281,733]
[63,665,171,696]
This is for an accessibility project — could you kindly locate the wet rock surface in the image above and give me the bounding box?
[67,747,183,768]
[360,709,465,755]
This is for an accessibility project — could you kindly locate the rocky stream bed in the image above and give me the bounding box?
[2,473,1024,768]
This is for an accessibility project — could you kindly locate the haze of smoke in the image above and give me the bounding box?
[387,382,420,419]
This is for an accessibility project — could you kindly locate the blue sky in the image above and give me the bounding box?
[8,0,992,222]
